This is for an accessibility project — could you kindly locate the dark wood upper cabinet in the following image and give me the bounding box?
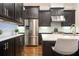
[0,3,3,15]
[61,10,75,26]
[15,3,23,19]
[23,6,39,19]
[3,3,8,16]
[14,3,24,23]
[8,3,15,19]
[0,3,24,24]
[50,8,64,16]
[39,10,51,26]
[3,3,15,19]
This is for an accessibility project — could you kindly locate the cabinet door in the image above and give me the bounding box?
[19,35,24,50]
[0,41,11,56]
[15,4,23,19]
[15,3,24,23]
[29,7,39,19]
[39,10,51,26]
[0,39,15,56]
[15,3,20,20]
[14,37,21,56]
[61,10,75,26]
[7,39,14,56]
[8,3,15,19]
[0,3,3,15]
[3,3,15,19]
[0,41,6,56]
[14,36,24,56]
[3,3,9,16]
[24,6,39,19]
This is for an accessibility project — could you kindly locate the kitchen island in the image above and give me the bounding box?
[42,33,79,41]
[42,33,79,56]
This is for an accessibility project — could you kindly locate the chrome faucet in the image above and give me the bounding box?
[70,24,76,35]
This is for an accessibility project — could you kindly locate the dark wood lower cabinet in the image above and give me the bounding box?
[7,39,15,56]
[14,37,21,56]
[0,40,13,56]
[0,41,7,56]
[14,35,24,56]
[0,35,24,56]
[42,41,56,56]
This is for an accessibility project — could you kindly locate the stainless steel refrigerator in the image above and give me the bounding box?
[24,19,39,46]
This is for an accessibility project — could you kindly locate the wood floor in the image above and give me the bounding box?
[22,45,42,56]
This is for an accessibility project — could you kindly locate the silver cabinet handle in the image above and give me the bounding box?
[4,8,7,15]
[4,8,8,16]
[4,42,8,50]
[4,43,7,50]
[6,42,8,49]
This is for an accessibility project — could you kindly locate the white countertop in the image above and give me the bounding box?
[42,33,79,41]
[0,34,24,42]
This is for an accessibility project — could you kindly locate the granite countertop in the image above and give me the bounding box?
[0,34,24,42]
[39,32,79,34]
[42,33,79,41]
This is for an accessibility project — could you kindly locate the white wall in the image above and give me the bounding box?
[51,3,64,8]
[75,4,79,33]
[64,3,76,10]
[23,3,50,10]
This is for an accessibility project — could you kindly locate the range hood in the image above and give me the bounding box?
[51,3,65,22]
[51,15,65,22]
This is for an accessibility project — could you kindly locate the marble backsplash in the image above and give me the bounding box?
[0,21,18,37]
[39,22,79,33]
